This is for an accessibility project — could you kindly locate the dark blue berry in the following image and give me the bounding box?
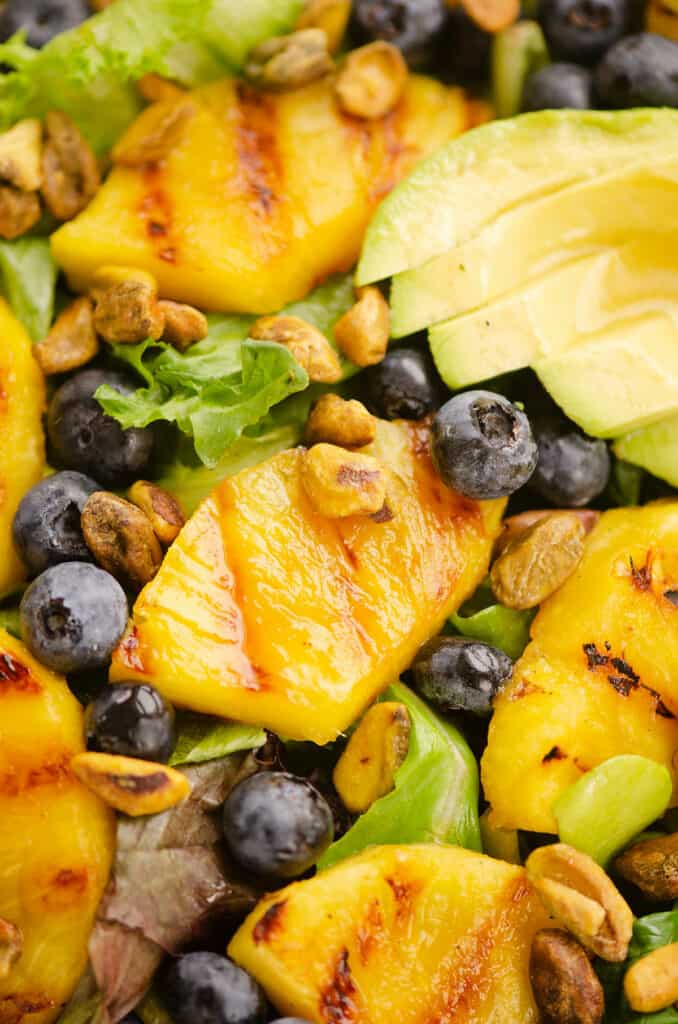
[595,32,678,106]
[163,953,266,1024]
[436,8,490,86]
[85,683,175,763]
[529,417,610,507]
[47,369,154,488]
[431,390,538,500]
[12,471,99,577]
[223,771,334,879]
[522,63,593,110]
[20,562,127,674]
[412,636,513,716]
[0,0,90,49]
[271,1020,314,1024]
[351,0,448,66]
[538,0,631,64]
[364,347,445,420]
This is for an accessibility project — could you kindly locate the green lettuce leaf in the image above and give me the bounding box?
[97,329,308,466]
[0,238,57,340]
[448,581,535,660]
[169,712,265,766]
[599,909,678,1023]
[629,910,678,961]
[318,682,481,871]
[0,0,302,153]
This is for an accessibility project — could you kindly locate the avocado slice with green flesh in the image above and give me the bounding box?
[357,109,678,287]
[390,160,678,337]
[430,236,678,389]
[614,416,678,487]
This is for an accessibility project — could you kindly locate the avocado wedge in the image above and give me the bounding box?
[357,109,678,286]
[429,235,678,388]
[614,416,678,487]
[390,160,678,337]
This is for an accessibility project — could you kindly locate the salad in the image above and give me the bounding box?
[0,1,677,1023]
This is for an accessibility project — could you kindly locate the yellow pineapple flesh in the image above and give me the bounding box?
[0,300,45,597]
[229,844,551,1024]
[51,76,469,313]
[482,502,678,833]
[0,630,115,1024]
[111,420,504,744]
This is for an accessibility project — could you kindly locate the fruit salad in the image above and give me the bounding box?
[0,2,677,1024]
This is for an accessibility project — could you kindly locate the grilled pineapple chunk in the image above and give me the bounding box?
[482,503,678,833]
[229,844,550,1023]
[51,75,468,314]
[111,421,503,743]
[0,630,114,1024]
[0,300,45,597]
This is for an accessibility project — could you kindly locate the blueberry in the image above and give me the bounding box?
[528,418,610,507]
[85,683,175,762]
[12,471,99,577]
[270,1020,314,1024]
[0,0,90,49]
[20,562,127,674]
[522,63,593,110]
[223,771,334,879]
[538,0,630,64]
[595,32,678,106]
[436,8,491,86]
[364,347,445,420]
[163,953,266,1024]
[431,391,538,500]
[412,636,513,716]
[351,0,448,66]
[47,369,154,488]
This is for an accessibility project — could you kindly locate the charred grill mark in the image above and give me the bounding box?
[235,85,283,218]
[386,874,421,924]
[320,948,359,1024]
[357,899,384,965]
[542,745,566,763]
[252,899,287,945]
[370,502,394,524]
[139,164,178,264]
[117,624,145,674]
[583,642,675,718]
[0,754,72,798]
[0,653,41,694]
[0,994,56,1022]
[630,553,653,591]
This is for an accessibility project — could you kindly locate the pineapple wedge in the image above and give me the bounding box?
[0,629,114,1024]
[51,75,469,314]
[482,503,678,833]
[0,300,45,597]
[111,420,504,744]
[229,844,550,1024]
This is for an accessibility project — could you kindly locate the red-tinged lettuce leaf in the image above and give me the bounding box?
[88,755,260,1022]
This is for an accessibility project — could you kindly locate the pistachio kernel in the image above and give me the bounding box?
[333,285,390,367]
[494,508,600,558]
[93,279,165,345]
[301,444,387,518]
[250,314,342,382]
[614,832,678,901]
[128,481,186,547]
[0,119,43,192]
[89,264,158,304]
[0,185,41,241]
[157,299,208,352]
[459,0,520,33]
[530,929,604,1024]
[526,843,633,962]
[41,111,100,222]
[624,942,678,1014]
[245,29,334,91]
[490,511,586,610]
[112,99,195,167]
[334,41,408,120]
[306,394,377,449]
[71,751,191,817]
[82,491,164,589]
[334,702,410,814]
[0,919,22,980]
[34,297,99,376]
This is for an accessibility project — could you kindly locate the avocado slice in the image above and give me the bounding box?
[614,416,678,487]
[429,236,678,389]
[390,160,678,337]
[357,109,678,287]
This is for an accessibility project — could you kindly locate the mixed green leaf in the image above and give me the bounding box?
[0,238,57,340]
[169,713,265,766]
[448,580,535,660]
[599,908,678,1024]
